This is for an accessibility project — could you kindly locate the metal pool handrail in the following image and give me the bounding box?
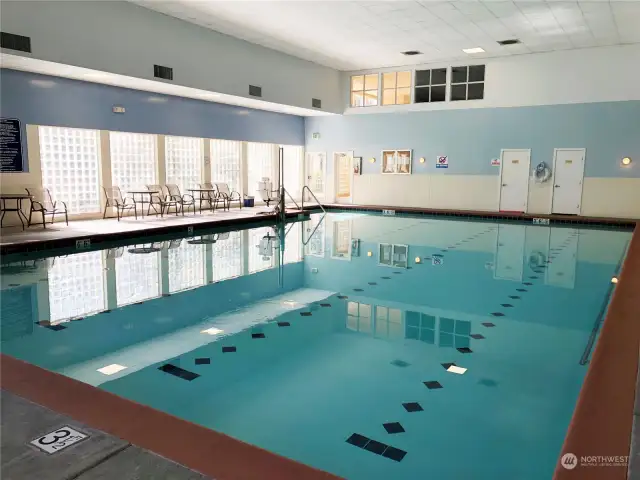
[302,213,326,247]
[301,186,325,214]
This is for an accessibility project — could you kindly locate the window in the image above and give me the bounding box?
[451,65,485,101]
[379,243,408,268]
[210,139,241,194]
[165,136,203,193]
[39,126,101,214]
[332,220,351,259]
[375,306,403,339]
[247,142,277,197]
[382,71,411,105]
[381,150,412,174]
[414,68,447,103]
[168,241,205,293]
[212,230,243,282]
[350,74,378,107]
[115,249,160,306]
[281,145,304,199]
[48,252,106,322]
[110,132,157,194]
[406,312,435,344]
[249,226,277,273]
[347,301,372,333]
[439,317,471,349]
[283,221,302,264]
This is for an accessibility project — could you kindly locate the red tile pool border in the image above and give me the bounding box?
[553,222,640,479]
[0,355,341,480]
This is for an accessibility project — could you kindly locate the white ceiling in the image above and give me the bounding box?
[0,53,332,117]
[134,0,640,71]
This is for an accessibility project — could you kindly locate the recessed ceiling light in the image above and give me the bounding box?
[447,365,467,375]
[498,39,521,46]
[201,327,224,335]
[463,47,485,54]
[97,364,127,375]
[401,50,422,56]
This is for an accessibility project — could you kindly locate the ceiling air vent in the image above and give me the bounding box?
[497,39,521,46]
[312,98,322,109]
[401,50,422,56]
[0,31,32,53]
[249,85,262,97]
[153,64,173,81]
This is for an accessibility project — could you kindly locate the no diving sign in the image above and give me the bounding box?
[30,426,88,454]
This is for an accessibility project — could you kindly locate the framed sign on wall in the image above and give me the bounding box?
[381,149,412,174]
[0,118,25,172]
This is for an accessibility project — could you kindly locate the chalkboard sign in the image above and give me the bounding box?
[0,118,24,172]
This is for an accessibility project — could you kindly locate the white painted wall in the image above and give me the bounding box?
[350,174,640,219]
[344,44,640,114]
[0,0,342,113]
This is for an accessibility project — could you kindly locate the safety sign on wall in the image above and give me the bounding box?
[491,158,500,166]
[436,156,448,169]
[432,257,444,266]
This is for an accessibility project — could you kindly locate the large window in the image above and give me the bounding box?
[451,65,485,101]
[350,74,378,107]
[169,241,205,293]
[48,252,105,322]
[347,301,372,333]
[39,126,101,214]
[110,132,157,193]
[247,142,277,197]
[212,230,243,282]
[414,68,447,103]
[249,226,277,273]
[283,221,302,264]
[115,250,160,306]
[382,71,411,105]
[165,136,203,193]
[210,139,241,194]
[282,145,303,199]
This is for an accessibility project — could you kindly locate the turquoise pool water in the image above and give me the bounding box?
[0,213,632,479]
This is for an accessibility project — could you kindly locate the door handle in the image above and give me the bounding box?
[502,184,507,187]
[554,185,560,188]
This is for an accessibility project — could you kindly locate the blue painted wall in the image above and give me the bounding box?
[305,101,640,178]
[0,69,305,171]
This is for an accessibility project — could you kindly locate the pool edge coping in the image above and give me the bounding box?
[553,221,640,479]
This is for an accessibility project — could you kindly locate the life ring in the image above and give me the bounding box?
[534,162,551,183]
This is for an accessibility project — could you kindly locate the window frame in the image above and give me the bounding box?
[414,67,448,104]
[350,74,379,107]
[381,71,412,106]
[450,64,485,102]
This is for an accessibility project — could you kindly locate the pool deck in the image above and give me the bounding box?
[0,206,308,255]
[1,203,639,479]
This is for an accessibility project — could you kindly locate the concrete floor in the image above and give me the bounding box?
[1,390,211,480]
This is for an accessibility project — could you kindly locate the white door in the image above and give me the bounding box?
[334,152,353,203]
[546,228,578,288]
[552,149,585,215]
[305,152,325,202]
[494,224,525,281]
[499,149,531,212]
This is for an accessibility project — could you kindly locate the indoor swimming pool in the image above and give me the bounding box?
[0,212,632,480]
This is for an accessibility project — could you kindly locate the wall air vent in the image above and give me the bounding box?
[249,85,262,97]
[312,98,322,109]
[0,32,32,53]
[153,64,173,81]
[497,39,521,46]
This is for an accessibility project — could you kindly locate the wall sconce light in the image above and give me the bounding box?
[415,257,421,263]
[367,251,373,257]
[611,276,618,284]
[369,157,376,163]
[419,157,425,163]
[622,157,632,166]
